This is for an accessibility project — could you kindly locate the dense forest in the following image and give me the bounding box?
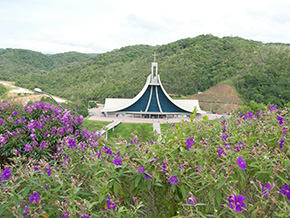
[1,35,290,110]
[0,49,91,80]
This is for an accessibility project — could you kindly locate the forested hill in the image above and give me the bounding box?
[1,35,290,108]
[0,49,91,80]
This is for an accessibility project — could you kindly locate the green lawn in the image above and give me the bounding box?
[82,119,111,132]
[108,122,155,141]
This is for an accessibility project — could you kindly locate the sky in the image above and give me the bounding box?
[1,0,290,54]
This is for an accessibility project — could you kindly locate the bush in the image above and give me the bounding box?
[0,102,289,217]
[0,100,85,165]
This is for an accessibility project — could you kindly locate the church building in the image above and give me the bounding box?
[102,56,205,118]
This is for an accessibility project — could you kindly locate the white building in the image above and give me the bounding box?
[102,58,205,118]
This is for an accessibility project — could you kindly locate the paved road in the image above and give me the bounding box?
[0,81,67,103]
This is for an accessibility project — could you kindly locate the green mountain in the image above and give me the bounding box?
[1,35,290,108]
[0,49,91,80]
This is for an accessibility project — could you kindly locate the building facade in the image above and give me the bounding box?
[102,60,205,118]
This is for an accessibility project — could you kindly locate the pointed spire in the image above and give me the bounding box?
[153,52,157,62]
[151,52,158,83]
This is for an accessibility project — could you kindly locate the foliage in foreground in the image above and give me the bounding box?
[0,101,289,217]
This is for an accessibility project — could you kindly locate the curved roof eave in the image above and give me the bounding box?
[158,75,193,113]
[102,75,151,112]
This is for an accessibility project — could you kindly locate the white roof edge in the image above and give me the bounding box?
[173,99,206,114]
[102,75,151,112]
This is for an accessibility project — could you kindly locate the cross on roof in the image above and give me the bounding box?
[153,52,157,62]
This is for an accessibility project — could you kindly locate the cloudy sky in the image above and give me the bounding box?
[1,0,290,54]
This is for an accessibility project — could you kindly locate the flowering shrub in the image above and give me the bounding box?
[0,100,84,165]
[0,101,289,217]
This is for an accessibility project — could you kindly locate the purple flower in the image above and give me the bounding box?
[106,196,116,209]
[269,105,277,112]
[280,185,290,200]
[132,197,137,204]
[243,111,254,120]
[61,211,69,218]
[221,120,227,125]
[186,137,195,150]
[228,194,246,213]
[30,133,36,140]
[257,110,262,118]
[112,158,122,166]
[12,109,18,116]
[39,141,48,149]
[179,165,185,171]
[283,127,287,136]
[68,138,76,148]
[162,161,167,173]
[277,116,284,125]
[168,175,178,185]
[1,167,12,180]
[22,205,29,217]
[103,146,112,155]
[24,143,32,152]
[237,156,246,170]
[222,134,229,141]
[238,110,243,117]
[187,197,198,205]
[0,134,7,146]
[44,130,50,137]
[261,183,271,197]
[81,215,91,218]
[29,192,40,203]
[223,126,226,133]
[45,167,51,176]
[51,126,57,134]
[195,166,202,172]
[279,138,285,149]
[144,171,152,179]
[218,148,227,157]
[138,165,145,173]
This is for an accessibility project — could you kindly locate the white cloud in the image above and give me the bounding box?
[1,0,290,53]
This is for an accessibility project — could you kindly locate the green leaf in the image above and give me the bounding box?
[197,210,207,217]
[276,174,289,184]
[99,194,105,203]
[12,196,20,206]
[180,185,187,199]
[20,186,31,197]
[146,179,152,190]
[134,174,142,188]
[217,178,226,189]
[216,191,222,207]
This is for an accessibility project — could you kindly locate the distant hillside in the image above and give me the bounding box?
[0,49,91,80]
[87,53,99,56]
[50,51,92,67]
[190,81,243,113]
[1,35,290,109]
